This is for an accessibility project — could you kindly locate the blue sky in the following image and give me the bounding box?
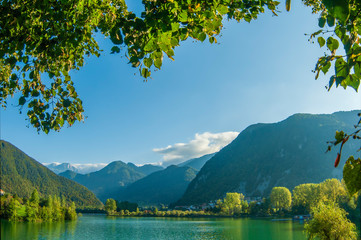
[1,1,360,167]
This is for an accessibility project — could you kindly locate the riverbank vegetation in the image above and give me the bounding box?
[104,178,359,238]
[0,189,77,222]
[105,178,360,223]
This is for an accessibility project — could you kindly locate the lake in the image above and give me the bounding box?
[1,215,307,240]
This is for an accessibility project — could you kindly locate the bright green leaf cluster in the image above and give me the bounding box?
[1,0,280,132]
[2,0,361,134]
[343,156,361,196]
[0,0,129,132]
[312,0,361,92]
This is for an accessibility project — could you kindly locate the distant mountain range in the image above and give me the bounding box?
[59,161,163,202]
[118,165,198,206]
[57,154,212,205]
[0,140,103,208]
[43,162,107,174]
[44,161,164,175]
[176,110,360,205]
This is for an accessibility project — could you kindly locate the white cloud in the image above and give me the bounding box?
[153,131,239,166]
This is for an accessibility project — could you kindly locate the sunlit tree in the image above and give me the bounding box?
[105,198,117,215]
[305,201,357,240]
[270,187,292,211]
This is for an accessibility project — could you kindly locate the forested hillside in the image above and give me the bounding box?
[0,140,103,208]
[177,111,360,205]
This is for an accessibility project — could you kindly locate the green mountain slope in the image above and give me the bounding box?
[178,153,216,171]
[0,140,103,208]
[118,165,198,206]
[177,111,360,205]
[60,161,146,202]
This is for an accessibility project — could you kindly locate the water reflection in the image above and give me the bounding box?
[1,215,307,240]
[1,218,77,240]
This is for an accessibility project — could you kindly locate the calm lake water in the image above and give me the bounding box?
[1,214,307,240]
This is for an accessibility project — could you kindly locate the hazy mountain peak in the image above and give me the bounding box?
[44,162,107,174]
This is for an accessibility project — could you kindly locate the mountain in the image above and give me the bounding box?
[0,140,103,208]
[59,161,146,202]
[178,153,216,171]
[177,110,360,205]
[44,162,79,174]
[127,162,163,175]
[118,165,198,206]
[44,162,107,174]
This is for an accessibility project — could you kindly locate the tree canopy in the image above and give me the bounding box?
[1,0,360,133]
[216,192,248,215]
[269,186,292,210]
[305,201,358,240]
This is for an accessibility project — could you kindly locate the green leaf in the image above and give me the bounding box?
[110,46,120,54]
[335,57,349,78]
[19,96,26,106]
[159,43,169,52]
[317,37,325,47]
[335,130,345,143]
[63,99,71,108]
[326,37,339,52]
[141,68,151,78]
[318,17,326,28]
[323,0,350,24]
[198,32,206,42]
[328,76,336,90]
[154,57,162,69]
[171,22,180,32]
[343,156,361,196]
[179,11,188,22]
[326,15,335,27]
[152,51,163,69]
[342,74,360,91]
[335,27,346,39]
[354,56,361,77]
[144,39,155,52]
[217,5,228,15]
[143,58,153,68]
[170,38,179,47]
[321,61,331,74]
[110,29,123,45]
[11,73,17,80]
[285,0,291,11]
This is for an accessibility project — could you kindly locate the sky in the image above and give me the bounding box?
[1,1,360,167]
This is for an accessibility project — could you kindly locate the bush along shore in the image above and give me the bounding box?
[0,189,77,222]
